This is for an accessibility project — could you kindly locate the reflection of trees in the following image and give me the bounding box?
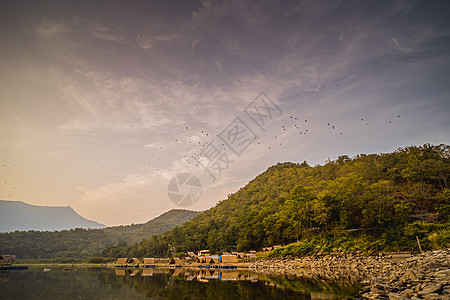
[103,267,361,299]
[1,267,361,299]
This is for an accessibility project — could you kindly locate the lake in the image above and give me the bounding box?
[0,266,362,299]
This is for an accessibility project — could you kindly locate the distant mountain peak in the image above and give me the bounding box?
[0,199,105,232]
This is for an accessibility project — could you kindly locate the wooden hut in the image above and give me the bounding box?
[237,252,245,258]
[143,258,155,264]
[0,255,16,267]
[169,257,183,265]
[220,255,238,263]
[129,258,141,265]
[187,252,196,258]
[115,258,127,265]
[249,250,257,254]
[206,255,220,264]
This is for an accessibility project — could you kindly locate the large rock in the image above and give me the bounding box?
[419,283,442,295]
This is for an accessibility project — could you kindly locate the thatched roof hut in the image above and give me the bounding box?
[143,258,155,264]
[115,258,127,264]
[187,252,196,257]
[129,258,141,264]
[169,257,182,265]
[207,255,220,264]
[221,255,238,263]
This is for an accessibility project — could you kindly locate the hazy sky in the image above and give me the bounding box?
[1,0,449,226]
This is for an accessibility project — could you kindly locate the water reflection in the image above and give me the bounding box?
[0,266,361,299]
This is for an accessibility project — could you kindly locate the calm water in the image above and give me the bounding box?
[0,266,361,299]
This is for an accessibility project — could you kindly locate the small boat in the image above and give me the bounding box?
[43,268,51,272]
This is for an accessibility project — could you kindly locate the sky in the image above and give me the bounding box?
[0,0,449,226]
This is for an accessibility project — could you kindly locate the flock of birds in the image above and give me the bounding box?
[1,114,401,199]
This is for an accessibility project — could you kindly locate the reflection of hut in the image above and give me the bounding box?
[115,269,126,276]
[220,271,238,281]
[172,268,182,277]
[221,255,238,264]
[130,269,140,276]
[186,275,195,281]
[205,270,219,279]
[142,268,154,276]
[169,257,183,265]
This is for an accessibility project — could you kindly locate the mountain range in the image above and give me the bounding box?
[0,204,199,259]
[0,200,105,232]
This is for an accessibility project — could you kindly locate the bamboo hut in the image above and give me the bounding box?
[129,258,141,265]
[220,255,238,264]
[169,257,183,265]
[206,255,220,264]
[115,258,127,265]
[143,258,155,264]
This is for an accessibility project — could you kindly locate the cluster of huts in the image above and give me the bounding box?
[114,245,284,268]
[261,245,281,251]
[114,248,264,268]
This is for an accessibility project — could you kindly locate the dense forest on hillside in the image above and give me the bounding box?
[0,209,199,259]
[103,144,449,258]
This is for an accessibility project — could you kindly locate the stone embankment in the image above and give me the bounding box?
[248,248,449,299]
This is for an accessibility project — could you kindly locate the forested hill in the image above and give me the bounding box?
[0,209,199,259]
[104,144,449,258]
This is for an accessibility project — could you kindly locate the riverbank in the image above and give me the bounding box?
[248,248,449,299]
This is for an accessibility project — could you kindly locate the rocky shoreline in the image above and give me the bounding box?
[248,248,449,299]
